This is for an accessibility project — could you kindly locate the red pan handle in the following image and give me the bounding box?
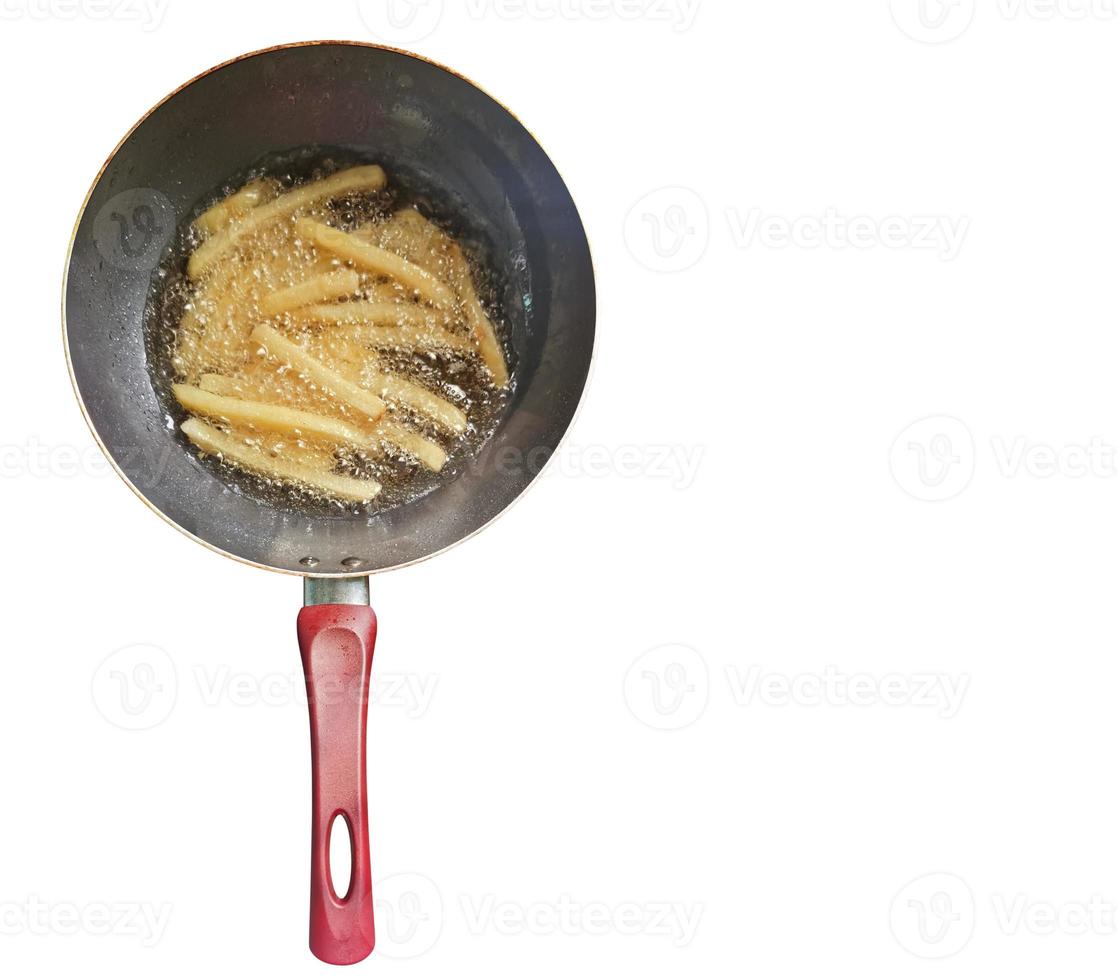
[297,598,377,965]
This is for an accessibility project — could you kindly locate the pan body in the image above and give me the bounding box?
[65,42,595,576]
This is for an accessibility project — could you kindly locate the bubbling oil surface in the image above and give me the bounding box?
[146,150,516,516]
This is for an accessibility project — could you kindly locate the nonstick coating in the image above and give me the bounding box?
[65,42,595,576]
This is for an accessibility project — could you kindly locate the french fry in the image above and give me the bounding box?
[296,218,457,309]
[349,221,380,243]
[173,383,373,449]
[200,360,355,421]
[293,300,434,327]
[259,269,362,316]
[293,302,475,356]
[375,420,448,471]
[448,242,509,387]
[371,209,447,272]
[362,366,467,434]
[197,373,249,398]
[333,322,475,357]
[361,280,412,303]
[180,234,331,376]
[375,209,509,386]
[250,324,387,424]
[193,177,282,237]
[310,253,344,274]
[306,337,465,436]
[182,418,381,502]
[392,207,440,241]
[198,373,447,472]
[200,361,290,394]
[255,435,339,474]
[188,165,387,279]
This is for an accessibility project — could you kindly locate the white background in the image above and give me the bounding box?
[3,0,1117,975]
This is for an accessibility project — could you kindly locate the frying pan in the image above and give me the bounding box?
[64,41,595,965]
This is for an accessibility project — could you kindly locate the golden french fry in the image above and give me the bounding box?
[193,177,282,237]
[296,218,456,308]
[257,437,339,474]
[335,322,475,357]
[182,417,380,502]
[173,383,373,449]
[250,324,387,424]
[375,209,509,386]
[197,373,247,398]
[362,366,467,434]
[392,207,438,239]
[348,221,379,243]
[361,280,412,303]
[310,253,344,274]
[375,419,448,471]
[208,422,339,473]
[372,209,447,271]
[306,337,466,435]
[293,300,432,326]
[198,373,446,472]
[447,242,509,387]
[293,302,475,356]
[180,227,338,376]
[188,165,387,279]
[200,361,348,419]
[259,269,362,316]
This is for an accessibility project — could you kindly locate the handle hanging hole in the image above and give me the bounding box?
[328,812,354,901]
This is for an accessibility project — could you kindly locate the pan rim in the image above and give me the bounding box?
[62,39,596,579]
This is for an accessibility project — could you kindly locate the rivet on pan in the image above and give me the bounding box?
[340,557,364,569]
[299,557,320,568]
